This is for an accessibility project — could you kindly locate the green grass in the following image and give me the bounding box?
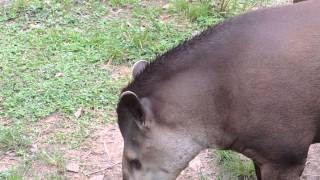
[0,0,204,178]
[34,150,66,174]
[0,0,284,178]
[0,148,66,179]
[0,125,30,152]
[0,0,216,153]
[169,0,271,22]
[214,150,256,180]
[108,0,139,7]
[0,167,21,180]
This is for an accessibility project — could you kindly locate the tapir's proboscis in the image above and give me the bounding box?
[116,1,320,179]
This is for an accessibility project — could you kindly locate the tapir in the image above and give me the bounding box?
[116,1,320,179]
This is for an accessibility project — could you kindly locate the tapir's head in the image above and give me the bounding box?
[116,61,204,180]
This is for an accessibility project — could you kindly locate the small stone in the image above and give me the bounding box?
[74,107,84,119]
[66,162,80,173]
[55,72,64,77]
[30,143,38,153]
[192,30,200,37]
[162,3,172,9]
[188,155,201,171]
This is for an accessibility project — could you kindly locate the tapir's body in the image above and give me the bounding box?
[117,1,320,179]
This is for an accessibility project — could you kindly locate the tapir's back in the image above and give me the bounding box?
[219,0,320,155]
[139,0,320,143]
[228,1,320,105]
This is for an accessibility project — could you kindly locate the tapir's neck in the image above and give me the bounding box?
[124,20,236,150]
[123,20,231,98]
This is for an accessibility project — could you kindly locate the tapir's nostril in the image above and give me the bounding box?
[129,159,142,170]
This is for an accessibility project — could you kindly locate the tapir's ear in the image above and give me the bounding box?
[117,91,146,132]
[132,60,148,78]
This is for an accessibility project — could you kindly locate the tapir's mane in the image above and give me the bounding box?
[122,19,233,96]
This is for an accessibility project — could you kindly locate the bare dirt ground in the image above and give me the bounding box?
[0,123,216,180]
[62,124,217,180]
[2,122,319,180]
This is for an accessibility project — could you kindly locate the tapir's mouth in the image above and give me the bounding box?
[159,167,169,174]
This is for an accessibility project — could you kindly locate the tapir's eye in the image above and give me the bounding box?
[129,159,142,170]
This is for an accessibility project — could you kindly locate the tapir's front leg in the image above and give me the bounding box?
[253,162,261,180]
[260,163,305,180]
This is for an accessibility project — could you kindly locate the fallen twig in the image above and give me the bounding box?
[103,141,111,161]
[84,162,121,176]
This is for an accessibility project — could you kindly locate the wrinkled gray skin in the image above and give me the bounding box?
[117,1,320,180]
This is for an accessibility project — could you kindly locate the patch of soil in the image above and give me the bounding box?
[0,113,65,174]
[178,150,217,180]
[33,112,73,148]
[0,117,10,127]
[100,62,131,81]
[64,125,123,179]
[0,151,20,173]
[140,0,169,7]
[63,124,216,180]
[0,0,9,6]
